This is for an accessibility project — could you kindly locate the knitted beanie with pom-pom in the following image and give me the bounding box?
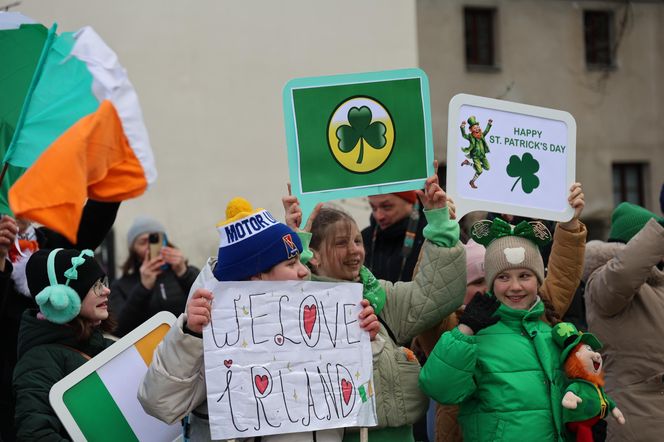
[213,198,302,281]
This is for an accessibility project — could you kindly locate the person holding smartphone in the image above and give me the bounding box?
[109,216,199,337]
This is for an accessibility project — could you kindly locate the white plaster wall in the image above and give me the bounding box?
[19,0,418,269]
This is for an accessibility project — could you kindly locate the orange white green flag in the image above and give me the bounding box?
[4,23,156,242]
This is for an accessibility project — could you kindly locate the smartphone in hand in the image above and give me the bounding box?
[148,232,165,259]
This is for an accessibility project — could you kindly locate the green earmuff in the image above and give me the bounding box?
[34,249,94,324]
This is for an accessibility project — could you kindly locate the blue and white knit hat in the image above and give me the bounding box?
[213,197,302,281]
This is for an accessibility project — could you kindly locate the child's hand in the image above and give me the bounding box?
[446,196,457,220]
[282,183,322,233]
[612,407,626,425]
[562,391,582,409]
[185,289,213,335]
[559,182,585,231]
[358,299,379,341]
[416,160,447,211]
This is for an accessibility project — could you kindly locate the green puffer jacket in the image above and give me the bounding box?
[13,310,114,441]
[419,299,568,442]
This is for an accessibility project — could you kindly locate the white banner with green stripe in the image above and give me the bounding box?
[50,312,180,441]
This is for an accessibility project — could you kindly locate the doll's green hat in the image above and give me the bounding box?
[467,115,479,126]
[552,322,602,362]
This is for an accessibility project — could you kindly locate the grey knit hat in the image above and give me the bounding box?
[484,235,544,289]
[126,216,166,249]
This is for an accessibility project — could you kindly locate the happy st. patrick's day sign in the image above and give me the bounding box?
[447,94,577,222]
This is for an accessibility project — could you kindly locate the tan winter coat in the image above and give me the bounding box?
[414,222,587,442]
[138,238,466,442]
[584,218,664,442]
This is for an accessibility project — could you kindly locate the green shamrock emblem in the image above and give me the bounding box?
[506,152,540,193]
[556,323,576,338]
[336,106,386,164]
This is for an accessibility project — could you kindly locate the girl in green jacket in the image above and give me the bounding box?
[419,218,570,442]
[13,248,115,441]
[283,169,467,442]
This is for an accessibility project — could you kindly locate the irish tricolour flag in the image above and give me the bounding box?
[1,19,156,243]
[50,312,180,442]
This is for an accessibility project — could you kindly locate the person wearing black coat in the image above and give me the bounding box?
[0,200,119,442]
[109,216,197,337]
[13,248,115,441]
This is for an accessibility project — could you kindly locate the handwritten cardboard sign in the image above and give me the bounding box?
[447,94,576,222]
[203,280,377,440]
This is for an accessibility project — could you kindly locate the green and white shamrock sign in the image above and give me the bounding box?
[447,94,576,222]
[283,69,434,225]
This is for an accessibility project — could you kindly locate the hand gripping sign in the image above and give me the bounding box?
[447,94,576,222]
[203,280,377,440]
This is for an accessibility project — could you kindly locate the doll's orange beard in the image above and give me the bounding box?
[565,344,605,387]
[471,131,482,139]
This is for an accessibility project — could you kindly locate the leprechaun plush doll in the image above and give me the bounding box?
[552,322,625,442]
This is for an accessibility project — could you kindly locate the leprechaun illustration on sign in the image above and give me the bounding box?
[460,115,493,189]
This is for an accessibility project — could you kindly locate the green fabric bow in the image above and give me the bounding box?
[471,218,552,247]
[63,249,94,282]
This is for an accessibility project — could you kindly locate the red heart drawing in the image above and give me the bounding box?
[255,375,269,395]
[341,379,353,405]
[303,304,317,338]
[224,359,232,368]
[274,334,284,346]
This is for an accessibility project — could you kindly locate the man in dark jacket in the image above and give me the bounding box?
[361,191,426,283]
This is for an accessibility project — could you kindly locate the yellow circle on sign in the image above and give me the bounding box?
[327,97,395,173]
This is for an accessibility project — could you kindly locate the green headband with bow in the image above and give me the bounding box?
[470,218,552,247]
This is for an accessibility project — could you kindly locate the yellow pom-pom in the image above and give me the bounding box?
[216,197,267,227]
[226,197,253,220]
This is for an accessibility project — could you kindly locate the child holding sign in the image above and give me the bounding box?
[139,198,379,442]
[13,248,115,440]
[419,216,580,442]
[283,168,467,442]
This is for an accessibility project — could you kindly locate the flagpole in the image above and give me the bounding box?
[0,162,8,189]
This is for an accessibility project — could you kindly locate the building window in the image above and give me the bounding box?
[612,163,645,207]
[584,10,614,68]
[464,7,496,68]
